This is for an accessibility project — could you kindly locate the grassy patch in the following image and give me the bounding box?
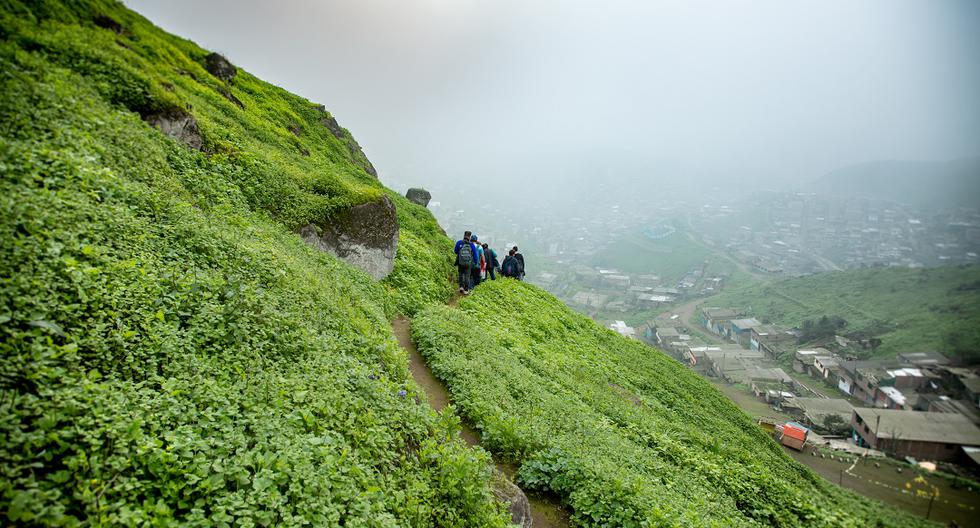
[413,280,932,527]
[0,2,507,524]
[707,265,980,359]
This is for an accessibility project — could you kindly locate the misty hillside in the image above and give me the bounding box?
[0,1,933,526]
[707,264,980,360]
[812,157,980,209]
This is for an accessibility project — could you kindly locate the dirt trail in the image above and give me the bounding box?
[391,316,570,528]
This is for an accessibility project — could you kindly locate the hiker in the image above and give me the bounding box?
[512,246,526,281]
[483,243,498,281]
[501,248,523,279]
[470,235,484,288]
[453,231,478,294]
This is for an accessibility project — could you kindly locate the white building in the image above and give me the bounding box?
[609,320,636,339]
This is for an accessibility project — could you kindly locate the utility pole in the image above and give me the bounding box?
[873,414,881,451]
[926,492,936,520]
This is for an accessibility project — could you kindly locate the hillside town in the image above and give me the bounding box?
[634,306,980,480]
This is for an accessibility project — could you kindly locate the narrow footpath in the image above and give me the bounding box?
[391,316,570,528]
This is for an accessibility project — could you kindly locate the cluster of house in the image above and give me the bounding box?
[708,192,980,275]
[649,306,980,466]
[568,266,729,314]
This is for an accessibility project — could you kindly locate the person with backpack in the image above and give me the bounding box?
[483,243,498,280]
[453,231,478,294]
[512,246,526,281]
[470,235,484,289]
[501,248,522,279]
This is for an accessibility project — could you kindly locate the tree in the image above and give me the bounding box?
[821,414,849,435]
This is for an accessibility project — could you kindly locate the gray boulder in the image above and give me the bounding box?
[405,188,431,207]
[299,196,399,280]
[205,52,237,82]
[491,470,532,528]
[145,110,203,150]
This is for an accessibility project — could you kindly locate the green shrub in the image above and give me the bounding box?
[413,280,934,527]
[0,2,507,525]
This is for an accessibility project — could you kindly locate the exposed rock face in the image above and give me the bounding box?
[218,86,244,109]
[145,110,202,150]
[204,52,236,82]
[491,470,532,528]
[93,15,123,34]
[405,188,431,207]
[299,196,399,280]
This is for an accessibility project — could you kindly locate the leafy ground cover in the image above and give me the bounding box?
[0,1,505,525]
[705,265,980,359]
[413,280,933,527]
[592,228,738,284]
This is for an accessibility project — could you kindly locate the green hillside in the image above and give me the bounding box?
[706,265,980,359]
[0,1,504,525]
[413,281,928,526]
[592,228,723,283]
[0,1,935,527]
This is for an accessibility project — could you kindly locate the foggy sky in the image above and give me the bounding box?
[125,0,980,192]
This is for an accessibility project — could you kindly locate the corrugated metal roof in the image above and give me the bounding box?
[854,408,980,445]
[783,425,807,441]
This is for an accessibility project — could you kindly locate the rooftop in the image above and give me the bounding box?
[788,397,854,418]
[853,408,980,446]
[897,351,950,366]
[730,318,762,329]
[702,307,739,320]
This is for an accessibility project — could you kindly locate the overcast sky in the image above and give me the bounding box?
[125,0,980,191]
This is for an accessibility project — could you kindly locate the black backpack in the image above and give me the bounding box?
[457,242,473,266]
[502,256,518,277]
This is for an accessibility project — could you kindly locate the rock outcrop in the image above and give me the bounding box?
[144,110,202,150]
[299,196,398,280]
[204,52,236,82]
[93,14,123,34]
[491,470,532,528]
[405,188,431,207]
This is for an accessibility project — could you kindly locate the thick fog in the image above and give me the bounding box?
[125,0,979,200]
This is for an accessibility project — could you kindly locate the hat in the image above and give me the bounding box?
[471,234,479,241]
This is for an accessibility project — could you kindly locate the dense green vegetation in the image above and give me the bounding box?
[413,280,931,527]
[706,265,980,359]
[592,228,737,284]
[0,1,504,525]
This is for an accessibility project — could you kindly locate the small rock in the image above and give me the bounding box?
[405,188,431,207]
[204,52,236,82]
[491,470,532,528]
[145,110,203,150]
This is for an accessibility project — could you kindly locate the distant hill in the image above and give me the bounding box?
[811,157,980,209]
[707,265,980,360]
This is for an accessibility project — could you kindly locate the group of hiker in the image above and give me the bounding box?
[453,231,525,294]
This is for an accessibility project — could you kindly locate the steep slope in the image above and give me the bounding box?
[413,281,932,527]
[706,265,980,359]
[0,1,503,525]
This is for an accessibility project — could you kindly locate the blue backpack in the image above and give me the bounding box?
[457,242,473,266]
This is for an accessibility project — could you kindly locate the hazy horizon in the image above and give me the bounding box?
[125,0,980,194]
